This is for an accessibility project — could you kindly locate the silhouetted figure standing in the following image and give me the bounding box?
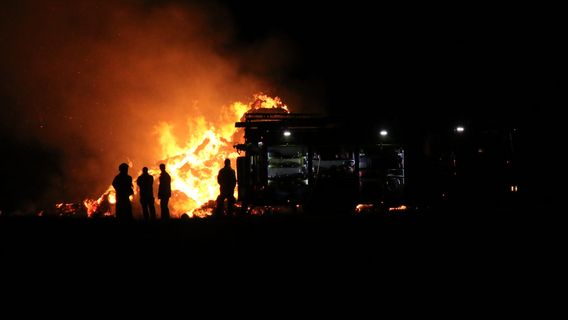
[136,167,156,220]
[158,163,171,219]
[112,162,134,220]
[215,159,236,217]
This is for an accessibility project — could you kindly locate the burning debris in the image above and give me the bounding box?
[189,200,217,218]
[72,93,290,219]
[246,94,289,115]
[83,187,115,218]
[54,202,86,217]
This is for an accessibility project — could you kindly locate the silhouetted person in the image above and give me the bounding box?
[215,159,236,217]
[158,163,171,219]
[136,167,156,220]
[112,162,134,220]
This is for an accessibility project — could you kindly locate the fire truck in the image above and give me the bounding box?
[234,111,405,215]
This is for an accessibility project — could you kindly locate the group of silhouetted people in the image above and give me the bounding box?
[112,159,236,220]
[112,162,172,221]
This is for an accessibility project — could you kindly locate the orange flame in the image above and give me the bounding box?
[83,186,115,218]
[248,93,289,113]
[84,93,289,218]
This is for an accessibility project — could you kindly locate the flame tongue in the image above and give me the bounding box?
[248,93,289,113]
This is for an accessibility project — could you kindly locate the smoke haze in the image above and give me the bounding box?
[0,0,304,212]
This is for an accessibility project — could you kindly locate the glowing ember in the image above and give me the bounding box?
[83,93,289,218]
[355,204,374,213]
[388,205,407,212]
[355,203,408,214]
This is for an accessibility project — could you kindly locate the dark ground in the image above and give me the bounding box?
[0,207,562,316]
[1,206,561,281]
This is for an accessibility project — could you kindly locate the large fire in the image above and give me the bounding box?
[81,93,289,218]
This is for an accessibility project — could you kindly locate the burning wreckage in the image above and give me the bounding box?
[44,95,408,218]
[47,113,406,218]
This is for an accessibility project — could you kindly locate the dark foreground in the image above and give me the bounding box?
[1,208,560,266]
[0,207,562,309]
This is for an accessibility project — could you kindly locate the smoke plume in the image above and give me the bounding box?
[0,0,299,212]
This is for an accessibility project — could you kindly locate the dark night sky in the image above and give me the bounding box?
[0,0,561,212]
